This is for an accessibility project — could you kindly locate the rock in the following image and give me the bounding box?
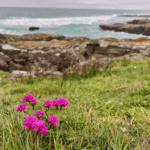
[132,45,147,50]
[8,70,35,79]
[98,57,110,67]
[0,45,2,51]
[81,50,92,60]
[100,24,146,35]
[9,61,25,71]
[87,43,100,47]
[17,53,29,61]
[14,59,26,65]
[119,15,150,17]
[29,27,40,31]
[107,46,129,56]
[128,53,145,60]
[0,34,7,43]
[26,53,59,74]
[143,23,150,36]
[15,33,65,41]
[0,61,9,71]
[58,52,79,71]
[0,52,10,63]
[127,19,150,24]
[1,49,21,56]
[94,47,107,55]
[42,46,51,51]
[45,34,65,41]
[85,46,95,54]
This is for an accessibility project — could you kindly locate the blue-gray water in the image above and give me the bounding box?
[0,7,150,39]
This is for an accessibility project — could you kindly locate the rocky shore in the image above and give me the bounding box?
[119,15,150,17]
[100,19,150,36]
[0,33,150,79]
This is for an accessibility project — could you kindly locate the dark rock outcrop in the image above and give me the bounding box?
[29,27,40,31]
[119,15,150,17]
[100,19,150,36]
[127,19,150,25]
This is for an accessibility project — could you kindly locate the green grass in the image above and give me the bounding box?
[0,71,9,78]
[1,58,150,149]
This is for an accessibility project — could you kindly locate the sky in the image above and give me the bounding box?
[0,0,149,10]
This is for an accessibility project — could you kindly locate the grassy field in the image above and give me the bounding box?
[1,58,150,150]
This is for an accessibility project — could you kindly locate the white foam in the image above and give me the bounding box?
[0,15,117,27]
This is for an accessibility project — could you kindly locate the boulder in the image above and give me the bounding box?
[9,61,25,71]
[29,27,40,31]
[58,52,79,71]
[26,53,58,74]
[0,61,9,71]
[127,19,150,24]
[0,52,10,63]
[45,34,65,41]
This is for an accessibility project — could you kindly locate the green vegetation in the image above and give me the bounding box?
[1,58,150,149]
[0,71,9,78]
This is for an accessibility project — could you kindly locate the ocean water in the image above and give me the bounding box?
[0,7,150,39]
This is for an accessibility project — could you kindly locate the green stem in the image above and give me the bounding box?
[37,135,39,148]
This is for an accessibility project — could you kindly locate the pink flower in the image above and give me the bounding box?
[32,120,48,137]
[116,85,118,87]
[47,116,58,128]
[30,98,37,105]
[35,110,44,119]
[30,98,37,110]
[23,116,38,129]
[120,84,121,86]
[23,94,34,103]
[43,100,54,109]
[16,103,26,112]
[53,98,69,110]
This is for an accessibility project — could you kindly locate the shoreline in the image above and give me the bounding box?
[1,33,150,79]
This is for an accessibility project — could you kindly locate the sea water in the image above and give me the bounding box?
[0,7,150,39]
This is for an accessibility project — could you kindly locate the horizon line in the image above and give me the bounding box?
[0,6,149,11]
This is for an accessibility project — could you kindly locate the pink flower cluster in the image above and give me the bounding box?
[43,100,54,109]
[16,103,26,112]
[47,116,58,126]
[23,93,34,103]
[43,98,69,110]
[53,98,69,107]
[32,120,48,136]
[23,116,38,129]
[23,116,48,136]
[22,94,37,110]
[16,94,69,137]
[35,110,44,116]
[35,110,44,119]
